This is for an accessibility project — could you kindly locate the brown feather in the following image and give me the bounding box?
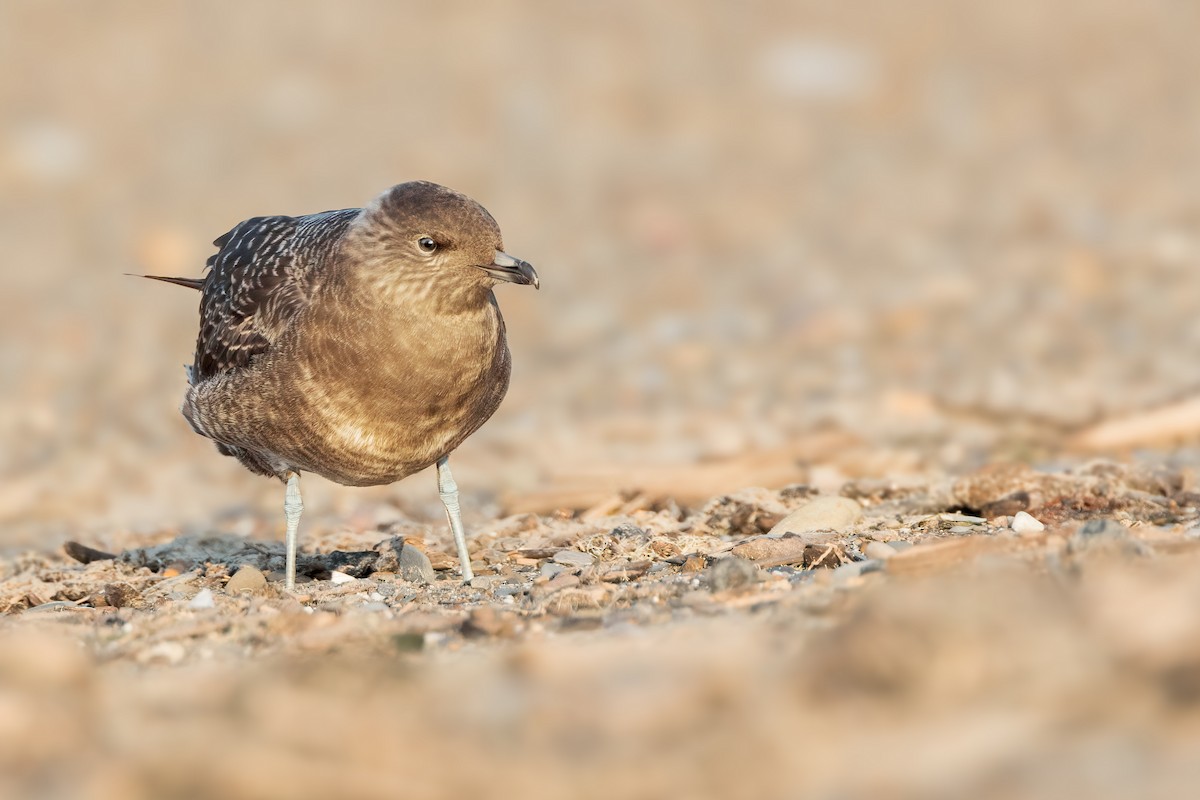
[174,182,533,487]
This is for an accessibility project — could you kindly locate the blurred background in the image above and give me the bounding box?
[5,2,1200,798]
[4,0,1200,546]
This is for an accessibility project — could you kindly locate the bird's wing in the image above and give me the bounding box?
[192,209,359,383]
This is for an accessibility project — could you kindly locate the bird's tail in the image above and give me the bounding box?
[128,273,205,290]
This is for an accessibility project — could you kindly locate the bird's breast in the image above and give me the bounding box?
[275,300,510,486]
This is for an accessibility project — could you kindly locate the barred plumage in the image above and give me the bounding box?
[143,181,539,588]
[193,210,358,384]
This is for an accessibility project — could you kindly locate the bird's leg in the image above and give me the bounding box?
[436,456,474,583]
[283,472,303,590]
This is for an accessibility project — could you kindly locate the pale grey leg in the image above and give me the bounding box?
[436,456,474,583]
[283,472,303,590]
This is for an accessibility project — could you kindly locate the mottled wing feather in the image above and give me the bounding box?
[192,210,359,384]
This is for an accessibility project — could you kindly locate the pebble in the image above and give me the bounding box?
[730,535,810,565]
[939,512,988,524]
[1011,511,1045,534]
[539,562,568,580]
[552,549,595,568]
[766,496,863,537]
[225,565,267,594]
[187,588,215,609]
[862,541,897,560]
[705,557,758,592]
[329,570,356,585]
[469,575,500,591]
[397,545,435,585]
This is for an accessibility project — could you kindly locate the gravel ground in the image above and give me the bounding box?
[4,1,1200,797]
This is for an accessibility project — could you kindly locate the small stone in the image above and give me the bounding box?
[1011,511,1045,534]
[470,575,500,591]
[862,541,897,560]
[731,536,844,568]
[103,583,139,609]
[226,565,267,594]
[552,549,594,568]
[705,557,758,592]
[329,570,356,584]
[535,572,581,597]
[939,512,988,524]
[766,496,863,537]
[601,560,652,583]
[539,562,567,580]
[397,545,435,585]
[187,588,215,609]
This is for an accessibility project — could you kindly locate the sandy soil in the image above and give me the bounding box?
[4,1,1200,797]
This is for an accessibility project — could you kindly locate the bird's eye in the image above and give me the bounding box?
[417,237,438,253]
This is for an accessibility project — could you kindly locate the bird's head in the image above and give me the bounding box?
[345,181,538,301]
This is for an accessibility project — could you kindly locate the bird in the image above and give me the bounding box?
[141,181,539,590]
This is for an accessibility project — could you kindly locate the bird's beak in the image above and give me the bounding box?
[479,250,539,289]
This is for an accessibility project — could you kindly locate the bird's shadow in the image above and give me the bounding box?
[63,533,394,581]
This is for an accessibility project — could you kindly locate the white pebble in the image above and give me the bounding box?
[330,570,356,584]
[187,588,215,609]
[1012,511,1045,534]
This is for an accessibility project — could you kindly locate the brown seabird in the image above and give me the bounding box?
[144,181,539,589]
